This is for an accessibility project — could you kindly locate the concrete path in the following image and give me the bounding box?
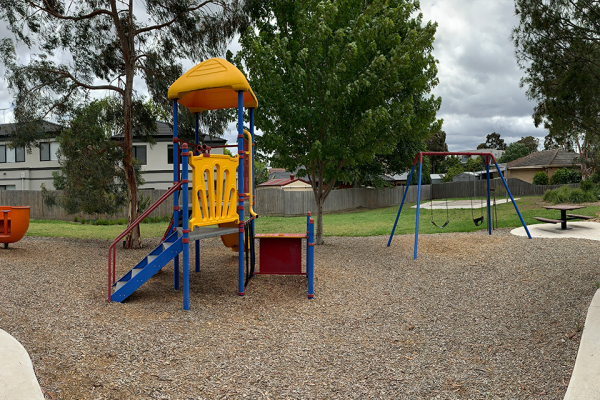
[511,221,600,241]
[0,329,44,400]
[412,198,519,209]
[564,290,600,399]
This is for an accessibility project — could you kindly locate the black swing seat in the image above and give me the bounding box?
[473,216,484,226]
[431,220,449,228]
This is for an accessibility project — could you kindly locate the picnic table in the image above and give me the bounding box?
[533,205,593,230]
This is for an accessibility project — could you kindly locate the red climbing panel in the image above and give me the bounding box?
[255,233,306,275]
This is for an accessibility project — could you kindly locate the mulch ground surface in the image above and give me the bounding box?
[0,229,597,399]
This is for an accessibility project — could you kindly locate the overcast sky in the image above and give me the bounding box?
[0,0,546,151]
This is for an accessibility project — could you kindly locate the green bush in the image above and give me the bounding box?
[580,180,594,192]
[80,218,86,224]
[117,218,127,225]
[73,216,79,222]
[550,168,582,185]
[532,171,549,185]
[95,219,109,225]
[543,185,597,204]
[591,171,600,184]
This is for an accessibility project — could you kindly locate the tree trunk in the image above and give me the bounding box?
[121,12,141,250]
[315,197,325,245]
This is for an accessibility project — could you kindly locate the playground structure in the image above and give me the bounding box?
[387,151,532,258]
[107,58,315,310]
[0,206,30,248]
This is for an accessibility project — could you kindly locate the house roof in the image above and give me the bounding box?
[259,176,311,187]
[0,121,63,139]
[507,149,579,169]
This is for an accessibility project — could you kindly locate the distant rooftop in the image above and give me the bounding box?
[507,149,579,168]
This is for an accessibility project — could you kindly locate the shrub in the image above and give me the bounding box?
[95,219,109,225]
[550,168,582,184]
[117,218,127,225]
[580,180,594,192]
[532,171,549,185]
[74,216,79,222]
[80,218,86,224]
[543,185,596,204]
[591,171,600,184]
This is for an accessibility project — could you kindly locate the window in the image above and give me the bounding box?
[0,185,16,190]
[41,142,60,162]
[168,145,182,165]
[0,145,25,163]
[132,145,147,165]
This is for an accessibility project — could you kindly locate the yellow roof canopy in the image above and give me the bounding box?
[168,58,258,112]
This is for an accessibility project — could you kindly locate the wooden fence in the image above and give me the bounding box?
[0,178,580,220]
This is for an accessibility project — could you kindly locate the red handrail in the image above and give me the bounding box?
[108,181,183,302]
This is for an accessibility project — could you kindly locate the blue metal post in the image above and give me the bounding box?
[486,157,491,235]
[307,217,315,299]
[237,91,245,296]
[181,144,190,310]
[413,158,423,259]
[194,112,200,273]
[494,161,532,239]
[387,165,415,247]
[172,100,180,290]
[250,108,256,260]
[306,212,311,275]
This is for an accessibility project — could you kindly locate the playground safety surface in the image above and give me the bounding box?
[1,230,597,399]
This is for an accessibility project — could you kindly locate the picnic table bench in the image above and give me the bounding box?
[535,205,591,230]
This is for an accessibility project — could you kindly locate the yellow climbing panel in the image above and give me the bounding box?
[189,153,239,231]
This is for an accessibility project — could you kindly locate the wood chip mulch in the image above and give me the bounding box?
[0,229,596,399]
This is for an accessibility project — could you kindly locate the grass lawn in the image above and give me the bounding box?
[26,196,600,240]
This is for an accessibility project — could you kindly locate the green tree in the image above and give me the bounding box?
[517,136,539,153]
[425,130,448,173]
[465,156,484,172]
[550,168,582,185]
[483,132,507,150]
[0,1,247,248]
[237,0,441,243]
[254,160,270,186]
[532,171,549,185]
[439,155,461,173]
[499,142,530,163]
[441,165,464,183]
[513,0,600,179]
[52,100,139,215]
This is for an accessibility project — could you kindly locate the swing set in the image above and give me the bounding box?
[387,151,532,259]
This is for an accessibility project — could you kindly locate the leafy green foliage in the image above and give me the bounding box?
[580,179,594,192]
[464,156,484,172]
[441,165,464,183]
[51,100,137,215]
[591,171,600,184]
[517,136,539,153]
[425,130,448,173]
[550,168,582,185]
[513,0,600,177]
[499,142,530,163]
[439,156,461,173]
[543,185,596,204]
[482,132,507,150]
[410,156,432,185]
[532,171,549,185]
[254,160,270,186]
[237,0,441,243]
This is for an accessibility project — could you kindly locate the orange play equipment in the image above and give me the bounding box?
[0,206,30,248]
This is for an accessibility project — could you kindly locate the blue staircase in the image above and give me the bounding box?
[111,230,183,302]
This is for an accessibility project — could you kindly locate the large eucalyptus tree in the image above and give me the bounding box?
[0,0,247,248]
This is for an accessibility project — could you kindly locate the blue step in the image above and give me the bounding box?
[111,230,183,302]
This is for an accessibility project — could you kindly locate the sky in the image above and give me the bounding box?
[0,0,547,151]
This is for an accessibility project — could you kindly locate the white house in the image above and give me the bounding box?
[0,121,226,191]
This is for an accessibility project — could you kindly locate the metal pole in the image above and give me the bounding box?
[172,100,180,290]
[486,157,491,235]
[308,217,315,299]
[306,211,311,271]
[250,108,256,262]
[181,144,190,310]
[413,157,423,259]
[194,112,200,273]
[237,91,245,296]
[494,161,532,238]
[387,165,415,247]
